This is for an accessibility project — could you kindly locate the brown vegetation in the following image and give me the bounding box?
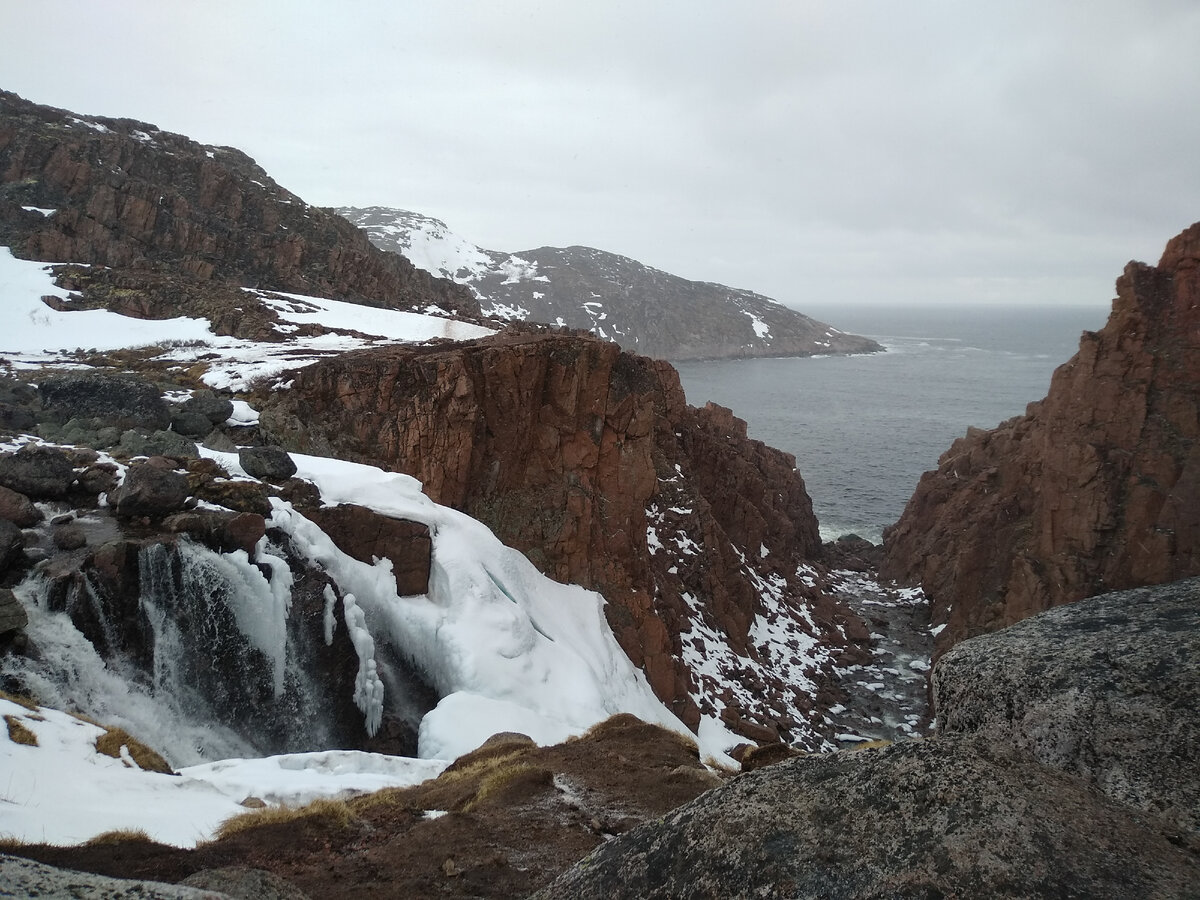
[94,727,175,775]
[4,714,38,746]
[7,716,727,899]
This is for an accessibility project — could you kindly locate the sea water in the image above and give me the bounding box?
[676,303,1111,544]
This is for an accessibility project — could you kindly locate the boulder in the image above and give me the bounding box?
[191,479,273,516]
[182,390,235,426]
[52,523,88,551]
[180,866,309,900]
[239,445,297,482]
[0,854,230,899]
[37,373,170,431]
[934,578,1200,834]
[536,736,1200,899]
[0,587,28,636]
[0,444,74,499]
[117,429,199,460]
[169,406,216,438]
[108,460,189,519]
[162,510,265,555]
[0,484,42,527]
[0,519,25,574]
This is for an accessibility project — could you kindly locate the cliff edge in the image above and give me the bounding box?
[883,221,1200,655]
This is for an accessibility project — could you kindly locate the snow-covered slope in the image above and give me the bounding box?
[338,207,882,361]
[0,695,447,847]
[0,248,750,845]
[0,247,494,391]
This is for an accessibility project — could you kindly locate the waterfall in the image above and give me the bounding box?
[0,536,381,767]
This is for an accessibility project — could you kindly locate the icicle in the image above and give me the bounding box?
[342,593,385,737]
[323,584,338,646]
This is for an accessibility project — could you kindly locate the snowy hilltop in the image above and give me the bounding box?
[339,206,882,361]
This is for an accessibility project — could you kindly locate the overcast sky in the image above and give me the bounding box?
[2,1,1198,309]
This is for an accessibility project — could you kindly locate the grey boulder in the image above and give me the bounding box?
[536,736,1200,899]
[934,577,1200,834]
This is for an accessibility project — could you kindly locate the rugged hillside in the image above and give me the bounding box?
[883,221,1200,655]
[540,580,1200,898]
[259,331,871,748]
[339,206,882,361]
[0,91,478,320]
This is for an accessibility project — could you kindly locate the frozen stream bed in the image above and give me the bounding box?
[823,570,934,745]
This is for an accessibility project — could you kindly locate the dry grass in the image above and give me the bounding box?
[83,828,153,846]
[0,690,40,712]
[463,763,554,813]
[213,797,361,841]
[843,739,893,752]
[4,715,38,747]
[581,713,700,756]
[94,727,175,775]
[702,755,740,776]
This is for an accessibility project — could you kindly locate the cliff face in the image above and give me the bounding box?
[260,332,865,746]
[339,206,883,361]
[883,221,1200,654]
[0,91,477,319]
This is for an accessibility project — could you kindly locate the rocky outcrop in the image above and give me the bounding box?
[934,578,1200,834]
[340,206,883,361]
[883,221,1200,654]
[0,91,478,322]
[537,735,1200,899]
[301,504,431,596]
[260,331,867,746]
[0,855,236,900]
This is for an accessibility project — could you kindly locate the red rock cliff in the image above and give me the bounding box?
[260,332,866,747]
[0,90,477,319]
[883,221,1200,655]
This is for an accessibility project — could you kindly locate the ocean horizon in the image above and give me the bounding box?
[676,303,1111,544]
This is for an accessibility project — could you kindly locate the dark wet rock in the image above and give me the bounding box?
[239,445,297,482]
[108,460,189,519]
[183,391,235,426]
[0,444,75,499]
[934,577,1200,834]
[0,587,27,636]
[52,523,87,551]
[76,463,119,497]
[170,406,217,438]
[118,428,199,460]
[537,735,1200,899]
[822,534,883,573]
[38,373,170,431]
[201,429,238,452]
[0,404,36,434]
[180,866,309,900]
[163,510,265,556]
[0,484,42,527]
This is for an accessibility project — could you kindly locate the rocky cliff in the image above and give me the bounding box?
[339,206,883,361]
[0,92,478,321]
[883,221,1200,654]
[259,331,869,747]
[538,579,1200,899]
